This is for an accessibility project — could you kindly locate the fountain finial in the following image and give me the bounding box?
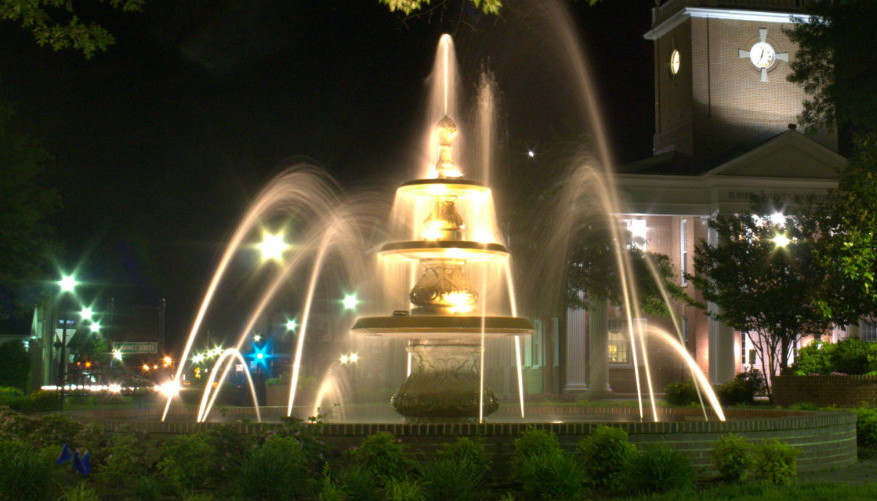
[435,115,462,178]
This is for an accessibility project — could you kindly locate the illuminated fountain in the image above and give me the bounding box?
[351,115,533,419]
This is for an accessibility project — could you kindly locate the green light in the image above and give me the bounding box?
[59,275,78,293]
[89,322,101,333]
[286,319,297,331]
[80,306,94,322]
[342,294,359,311]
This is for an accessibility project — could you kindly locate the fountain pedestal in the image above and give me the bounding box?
[392,342,499,419]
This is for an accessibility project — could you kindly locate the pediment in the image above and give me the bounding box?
[705,130,844,180]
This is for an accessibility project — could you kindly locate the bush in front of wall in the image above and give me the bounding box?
[346,431,413,484]
[515,448,582,501]
[235,434,316,500]
[854,406,877,450]
[578,425,637,492]
[156,432,215,493]
[715,369,764,406]
[664,380,700,406]
[511,427,582,501]
[625,443,695,494]
[0,440,55,501]
[753,439,800,485]
[711,433,753,482]
[420,437,491,501]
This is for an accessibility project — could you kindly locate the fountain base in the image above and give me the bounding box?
[391,343,499,418]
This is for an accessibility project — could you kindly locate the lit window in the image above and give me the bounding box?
[608,320,629,364]
[624,219,648,251]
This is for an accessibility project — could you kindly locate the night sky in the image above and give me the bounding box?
[0,0,654,344]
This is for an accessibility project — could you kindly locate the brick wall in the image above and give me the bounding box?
[81,406,856,478]
[774,375,877,408]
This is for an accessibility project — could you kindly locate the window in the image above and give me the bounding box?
[861,321,877,343]
[608,319,641,365]
[623,219,648,251]
[680,218,688,285]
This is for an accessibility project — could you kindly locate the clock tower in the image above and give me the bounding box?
[645,1,837,165]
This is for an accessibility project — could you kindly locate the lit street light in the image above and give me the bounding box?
[773,233,791,247]
[258,231,288,262]
[342,294,359,311]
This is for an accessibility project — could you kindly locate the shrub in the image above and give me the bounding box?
[515,450,582,501]
[383,477,425,501]
[855,406,877,449]
[347,432,412,483]
[626,443,695,494]
[510,428,581,501]
[27,413,83,448]
[421,437,491,501]
[436,436,490,479]
[509,427,561,478]
[235,434,316,500]
[204,424,254,486]
[716,369,764,406]
[578,425,637,492]
[420,457,481,501]
[791,340,835,375]
[318,464,348,501]
[0,405,31,441]
[711,434,753,482]
[664,380,699,406]
[59,481,99,501]
[335,464,379,501]
[93,429,154,498]
[0,440,54,501]
[157,432,215,492]
[753,439,800,485]
[832,337,872,374]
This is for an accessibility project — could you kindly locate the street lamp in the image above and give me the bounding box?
[258,231,288,262]
[342,294,359,311]
[56,273,81,410]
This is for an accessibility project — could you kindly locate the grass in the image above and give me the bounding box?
[617,482,877,501]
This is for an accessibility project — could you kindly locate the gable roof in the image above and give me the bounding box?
[614,129,845,215]
[704,129,844,179]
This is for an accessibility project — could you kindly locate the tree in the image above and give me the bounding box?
[378,0,600,17]
[566,218,689,318]
[786,0,877,147]
[0,104,60,320]
[0,0,144,58]
[690,202,833,396]
[0,339,32,391]
[813,134,877,325]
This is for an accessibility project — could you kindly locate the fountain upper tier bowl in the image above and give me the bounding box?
[350,314,534,341]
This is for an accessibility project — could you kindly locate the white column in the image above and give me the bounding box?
[564,308,588,392]
[706,224,738,385]
[588,300,612,395]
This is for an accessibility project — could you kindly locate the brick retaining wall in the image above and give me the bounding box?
[773,375,877,408]
[80,407,856,478]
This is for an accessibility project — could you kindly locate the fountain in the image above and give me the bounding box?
[350,114,533,420]
[104,3,854,474]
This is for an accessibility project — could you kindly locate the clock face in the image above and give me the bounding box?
[670,49,680,75]
[749,41,776,69]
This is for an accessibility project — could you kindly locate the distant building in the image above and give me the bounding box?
[563,0,846,396]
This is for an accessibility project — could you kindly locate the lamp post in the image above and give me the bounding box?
[56,274,79,410]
